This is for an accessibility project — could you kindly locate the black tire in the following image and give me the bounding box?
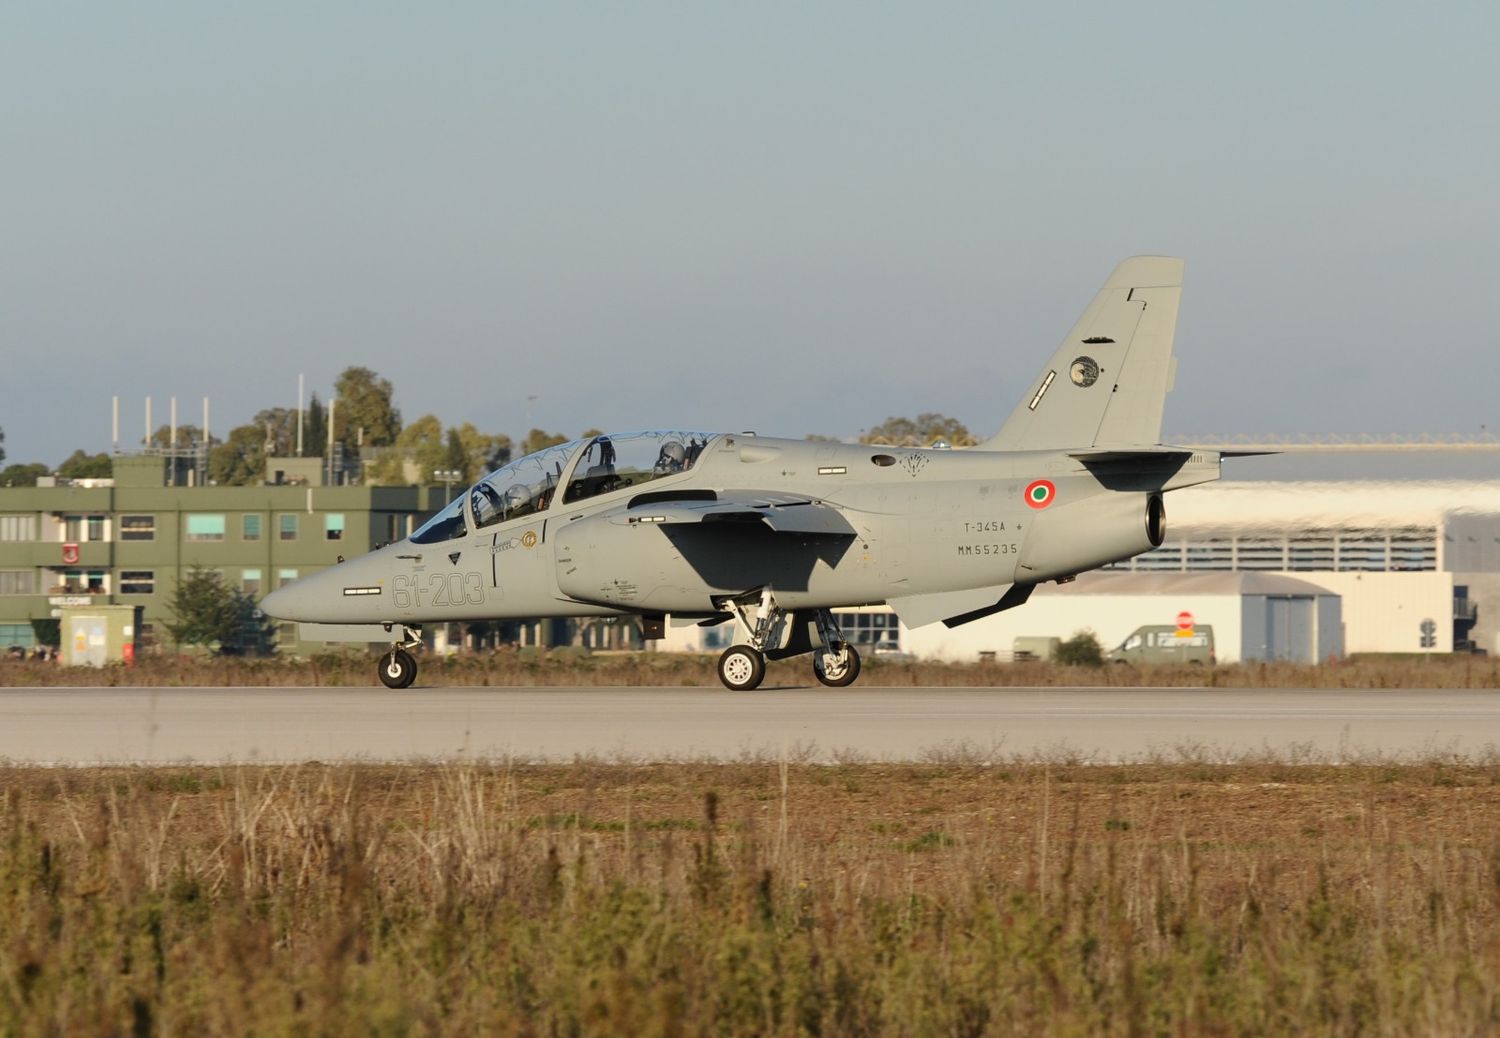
[379,648,417,689]
[717,644,766,691]
[813,644,861,687]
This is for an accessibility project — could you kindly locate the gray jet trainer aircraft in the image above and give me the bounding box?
[263,256,1244,691]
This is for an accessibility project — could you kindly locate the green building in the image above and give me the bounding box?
[0,454,445,654]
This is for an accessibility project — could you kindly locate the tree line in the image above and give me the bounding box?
[1,377,977,489]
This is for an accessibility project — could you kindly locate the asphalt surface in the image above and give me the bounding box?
[2,686,1499,764]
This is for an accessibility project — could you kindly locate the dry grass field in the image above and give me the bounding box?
[3,649,1499,689]
[3,760,1500,1035]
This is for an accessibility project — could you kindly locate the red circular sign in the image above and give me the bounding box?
[1023,479,1056,509]
[1176,611,1195,631]
[61,542,80,565]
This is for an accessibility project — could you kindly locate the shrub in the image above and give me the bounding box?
[1056,629,1105,667]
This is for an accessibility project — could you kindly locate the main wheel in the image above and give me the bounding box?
[378,648,417,689]
[813,644,861,687]
[717,644,766,691]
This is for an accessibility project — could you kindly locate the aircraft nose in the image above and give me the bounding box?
[260,582,313,622]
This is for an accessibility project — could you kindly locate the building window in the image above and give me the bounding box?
[0,570,35,595]
[243,514,262,541]
[120,571,155,595]
[242,569,263,596]
[277,568,298,588]
[185,514,227,542]
[277,622,297,647]
[279,514,298,541]
[325,513,345,541]
[833,611,902,646]
[0,623,35,649]
[87,516,105,542]
[0,516,36,541]
[63,516,82,541]
[85,571,106,594]
[120,515,155,541]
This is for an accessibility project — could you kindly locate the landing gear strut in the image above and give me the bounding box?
[378,625,422,689]
[712,591,864,691]
[811,610,860,687]
[716,588,782,692]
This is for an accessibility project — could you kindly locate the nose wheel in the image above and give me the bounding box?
[377,624,423,689]
[379,648,417,689]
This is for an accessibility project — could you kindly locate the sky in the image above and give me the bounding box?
[3,2,1498,467]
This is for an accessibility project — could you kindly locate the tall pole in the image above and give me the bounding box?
[297,373,305,457]
[327,397,337,485]
[145,397,152,449]
[111,396,119,454]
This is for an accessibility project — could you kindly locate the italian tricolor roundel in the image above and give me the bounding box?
[1024,479,1056,509]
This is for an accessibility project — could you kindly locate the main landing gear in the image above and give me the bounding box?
[714,590,861,692]
[378,625,423,689]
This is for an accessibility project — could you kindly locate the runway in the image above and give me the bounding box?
[2,685,1499,764]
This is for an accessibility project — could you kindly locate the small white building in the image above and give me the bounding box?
[902,571,1342,664]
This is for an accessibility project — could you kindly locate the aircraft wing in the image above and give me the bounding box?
[627,492,856,535]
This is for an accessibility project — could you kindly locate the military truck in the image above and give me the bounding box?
[1108,625,1215,665]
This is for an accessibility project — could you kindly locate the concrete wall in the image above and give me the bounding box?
[1290,571,1452,654]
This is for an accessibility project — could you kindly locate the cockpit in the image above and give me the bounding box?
[408,430,714,545]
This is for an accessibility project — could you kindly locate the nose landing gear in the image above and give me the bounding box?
[378,625,423,689]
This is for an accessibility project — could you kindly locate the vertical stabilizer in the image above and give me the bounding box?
[979,256,1183,451]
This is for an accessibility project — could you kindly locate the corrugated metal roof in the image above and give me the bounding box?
[1035,571,1337,598]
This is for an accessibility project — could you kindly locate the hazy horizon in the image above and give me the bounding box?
[4,3,1497,468]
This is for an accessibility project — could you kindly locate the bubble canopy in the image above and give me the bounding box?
[408,431,715,545]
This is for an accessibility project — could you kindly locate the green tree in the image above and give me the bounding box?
[335,367,401,449]
[369,414,446,486]
[304,393,327,458]
[0,463,49,487]
[453,423,511,478]
[0,425,5,466]
[861,414,975,448]
[520,429,567,457]
[444,427,467,477]
[148,424,206,449]
[209,425,267,486]
[1056,629,1105,667]
[164,565,275,655]
[29,618,60,650]
[56,450,112,479]
[252,407,297,457]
